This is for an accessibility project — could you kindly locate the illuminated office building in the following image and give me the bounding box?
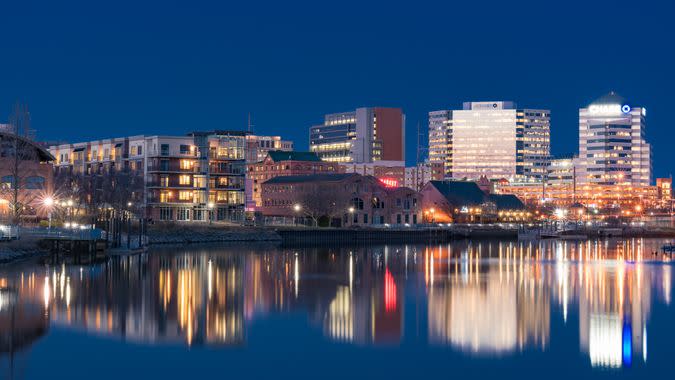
[578,92,651,186]
[309,107,405,163]
[428,101,550,181]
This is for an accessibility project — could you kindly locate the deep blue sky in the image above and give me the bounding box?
[1,0,673,177]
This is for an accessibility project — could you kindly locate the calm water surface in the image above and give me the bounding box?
[1,238,674,379]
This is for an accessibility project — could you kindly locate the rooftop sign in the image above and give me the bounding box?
[588,104,631,116]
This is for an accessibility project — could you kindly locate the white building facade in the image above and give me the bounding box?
[428,101,550,182]
[578,93,651,186]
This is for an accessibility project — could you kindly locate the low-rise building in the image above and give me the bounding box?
[0,130,54,221]
[245,134,293,164]
[404,161,445,191]
[419,180,527,223]
[247,151,342,208]
[260,173,421,226]
[340,161,406,188]
[49,131,249,223]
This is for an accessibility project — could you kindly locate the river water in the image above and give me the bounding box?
[1,238,674,379]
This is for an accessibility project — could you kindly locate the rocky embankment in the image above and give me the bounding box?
[0,238,49,264]
[146,224,282,245]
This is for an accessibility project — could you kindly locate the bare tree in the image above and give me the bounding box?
[297,183,352,226]
[0,103,42,224]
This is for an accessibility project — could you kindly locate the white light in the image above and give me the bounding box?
[588,104,623,116]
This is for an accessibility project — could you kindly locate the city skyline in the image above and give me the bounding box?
[0,1,673,178]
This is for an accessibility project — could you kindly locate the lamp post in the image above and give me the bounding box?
[43,196,54,231]
[293,204,301,226]
[208,202,215,225]
[348,206,355,226]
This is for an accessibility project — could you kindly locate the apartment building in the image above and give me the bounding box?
[49,131,249,223]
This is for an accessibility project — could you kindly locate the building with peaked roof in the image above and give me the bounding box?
[247,151,342,208]
[419,180,526,223]
[260,173,421,226]
[1,130,55,222]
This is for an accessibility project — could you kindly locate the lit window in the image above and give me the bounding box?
[180,160,193,170]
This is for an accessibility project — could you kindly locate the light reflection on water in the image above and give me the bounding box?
[0,238,673,375]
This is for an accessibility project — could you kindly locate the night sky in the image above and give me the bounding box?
[1,0,673,177]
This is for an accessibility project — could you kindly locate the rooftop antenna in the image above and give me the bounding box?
[415,120,428,191]
[247,112,254,133]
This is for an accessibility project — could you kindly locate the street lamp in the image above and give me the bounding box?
[43,196,54,230]
[208,202,215,224]
[348,206,355,226]
[293,204,301,226]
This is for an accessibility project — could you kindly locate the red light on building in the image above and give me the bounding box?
[379,178,398,188]
[384,268,397,312]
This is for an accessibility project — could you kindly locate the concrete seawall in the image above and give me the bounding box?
[275,227,518,245]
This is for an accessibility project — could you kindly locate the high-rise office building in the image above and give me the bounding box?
[428,102,550,182]
[578,92,651,186]
[428,110,452,178]
[309,107,405,164]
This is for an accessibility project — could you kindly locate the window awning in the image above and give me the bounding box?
[73,147,85,152]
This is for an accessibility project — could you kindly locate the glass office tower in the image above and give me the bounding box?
[428,101,550,182]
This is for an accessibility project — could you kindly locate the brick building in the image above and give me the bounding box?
[261,173,421,226]
[247,151,341,208]
[0,131,54,221]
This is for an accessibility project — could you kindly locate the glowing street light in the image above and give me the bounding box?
[43,196,55,230]
[207,202,215,224]
[293,204,302,226]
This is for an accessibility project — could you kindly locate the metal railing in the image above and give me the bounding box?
[19,226,105,240]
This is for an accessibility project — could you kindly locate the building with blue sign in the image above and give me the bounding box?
[578,92,652,186]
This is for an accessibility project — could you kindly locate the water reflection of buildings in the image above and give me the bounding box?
[423,239,671,367]
[0,238,671,368]
[426,243,550,354]
[1,253,247,347]
[322,249,405,345]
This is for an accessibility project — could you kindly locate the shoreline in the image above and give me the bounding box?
[3,224,675,265]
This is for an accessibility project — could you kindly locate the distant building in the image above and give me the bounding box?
[578,92,651,186]
[309,107,405,163]
[419,180,527,223]
[247,151,341,208]
[260,173,421,226]
[340,161,406,188]
[0,130,54,221]
[656,178,672,206]
[428,102,550,182]
[404,161,444,191]
[245,134,293,164]
[49,131,248,223]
